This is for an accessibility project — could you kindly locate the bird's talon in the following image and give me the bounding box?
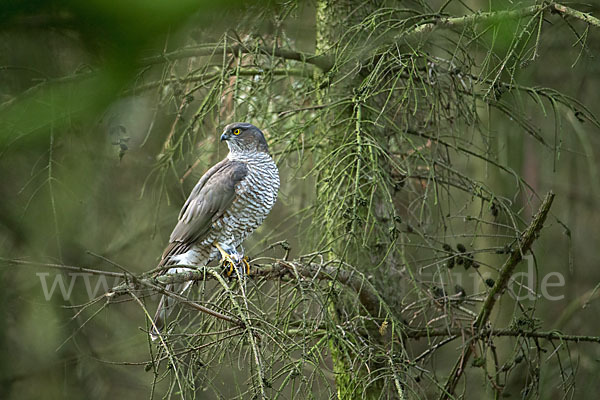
[216,243,250,277]
[224,261,235,277]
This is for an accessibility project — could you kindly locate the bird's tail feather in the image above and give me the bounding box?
[150,279,193,341]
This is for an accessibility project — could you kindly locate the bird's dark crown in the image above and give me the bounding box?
[225,122,255,131]
[221,122,269,153]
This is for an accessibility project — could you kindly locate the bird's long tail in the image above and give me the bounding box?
[150,268,193,341]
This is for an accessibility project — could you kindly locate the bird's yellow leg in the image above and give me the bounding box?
[242,256,251,275]
[215,243,237,276]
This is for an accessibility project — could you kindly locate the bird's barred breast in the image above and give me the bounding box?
[195,153,279,260]
[224,153,279,243]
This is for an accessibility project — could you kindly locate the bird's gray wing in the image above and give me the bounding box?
[158,158,248,266]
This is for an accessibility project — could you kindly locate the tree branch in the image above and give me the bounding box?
[260,260,385,319]
[106,259,385,322]
[406,327,600,344]
[551,3,600,27]
[399,3,600,43]
[475,191,555,328]
[141,44,334,72]
[440,191,555,399]
[127,67,313,94]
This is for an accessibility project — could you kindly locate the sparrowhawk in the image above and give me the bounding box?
[151,122,279,339]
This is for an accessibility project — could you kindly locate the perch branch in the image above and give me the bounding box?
[106,260,384,323]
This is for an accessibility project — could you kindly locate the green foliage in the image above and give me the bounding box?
[1,1,600,399]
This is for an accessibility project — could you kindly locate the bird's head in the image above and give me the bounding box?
[220,122,269,154]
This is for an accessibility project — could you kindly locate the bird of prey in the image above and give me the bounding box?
[151,122,279,340]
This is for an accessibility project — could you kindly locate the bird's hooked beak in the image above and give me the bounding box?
[220,131,230,142]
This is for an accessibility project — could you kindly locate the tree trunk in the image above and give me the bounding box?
[315,1,390,398]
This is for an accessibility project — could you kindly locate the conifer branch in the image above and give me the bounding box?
[440,191,555,399]
[399,3,600,43]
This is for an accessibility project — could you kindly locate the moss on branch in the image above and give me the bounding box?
[399,3,600,43]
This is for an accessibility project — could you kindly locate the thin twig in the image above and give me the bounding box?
[0,257,127,278]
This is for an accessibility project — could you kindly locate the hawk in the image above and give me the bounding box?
[151,122,279,339]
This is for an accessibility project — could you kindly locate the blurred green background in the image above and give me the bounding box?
[0,0,599,399]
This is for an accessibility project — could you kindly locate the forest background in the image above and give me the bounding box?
[1,1,600,399]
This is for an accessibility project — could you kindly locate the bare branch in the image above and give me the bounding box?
[1,257,127,278]
[141,44,335,72]
[127,67,313,94]
[407,327,600,344]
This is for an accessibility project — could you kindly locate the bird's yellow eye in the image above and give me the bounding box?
[233,128,241,135]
